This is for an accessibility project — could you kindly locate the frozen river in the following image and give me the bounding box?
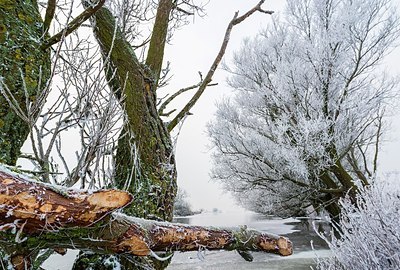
[168,211,331,270]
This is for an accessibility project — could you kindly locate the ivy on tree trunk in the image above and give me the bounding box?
[0,0,50,165]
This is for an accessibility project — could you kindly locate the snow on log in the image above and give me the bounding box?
[114,216,293,257]
[0,169,133,233]
[0,166,292,262]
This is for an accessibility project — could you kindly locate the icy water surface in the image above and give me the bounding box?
[167,211,330,270]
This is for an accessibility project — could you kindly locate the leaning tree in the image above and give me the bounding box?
[209,0,400,219]
[0,0,293,269]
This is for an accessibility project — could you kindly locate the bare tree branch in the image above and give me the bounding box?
[158,80,218,116]
[373,112,384,173]
[146,0,174,86]
[43,0,57,35]
[41,0,106,49]
[168,1,273,131]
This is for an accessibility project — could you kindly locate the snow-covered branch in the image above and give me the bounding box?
[42,0,106,49]
[316,176,400,269]
[0,166,292,269]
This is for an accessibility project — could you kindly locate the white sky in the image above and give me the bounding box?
[163,0,400,212]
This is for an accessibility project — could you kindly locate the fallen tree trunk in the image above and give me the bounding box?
[0,166,292,269]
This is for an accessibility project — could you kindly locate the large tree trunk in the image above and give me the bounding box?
[0,1,50,165]
[92,5,177,222]
[0,166,292,269]
[0,1,51,267]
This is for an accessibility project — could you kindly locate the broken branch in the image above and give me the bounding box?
[0,166,292,261]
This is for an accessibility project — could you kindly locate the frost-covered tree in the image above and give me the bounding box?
[208,0,400,218]
[173,188,195,216]
[316,175,400,270]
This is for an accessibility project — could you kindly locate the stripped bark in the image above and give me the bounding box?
[0,166,292,269]
[0,170,133,233]
[0,1,283,268]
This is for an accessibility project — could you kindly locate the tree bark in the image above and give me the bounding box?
[0,166,292,269]
[92,6,177,222]
[145,0,174,87]
[0,1,50,165]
